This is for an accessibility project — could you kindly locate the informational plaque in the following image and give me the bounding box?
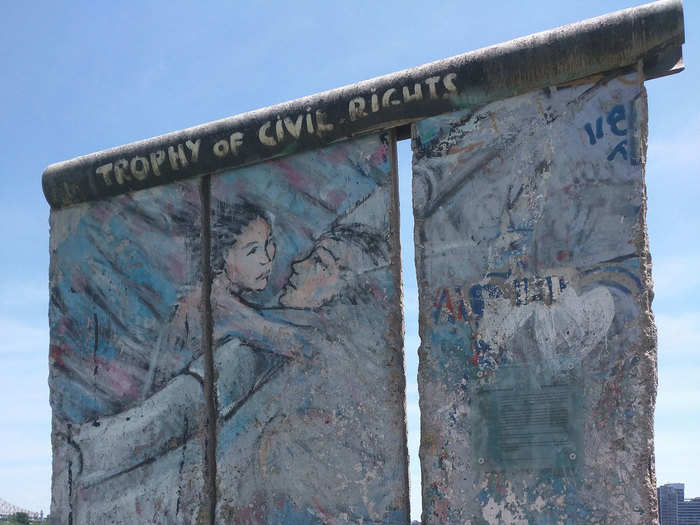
[471,364,582,472]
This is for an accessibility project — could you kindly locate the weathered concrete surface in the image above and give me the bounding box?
[209,133,409,523]
[49,181,207,523]
[413,69,657,523]
[42,1,683,209]
[49,132,410,524]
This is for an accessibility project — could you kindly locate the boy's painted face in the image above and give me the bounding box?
[279,238,344,309]
[224,217,276,292]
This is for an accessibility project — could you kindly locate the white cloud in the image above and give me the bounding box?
[0,281,49,510]
[405,333,421,354]
[406,398,421,420]
[405,396,423,521]
[655,313,700,495]
[0,387,50,425]
[402,286,420,318]
[409,472,422,520]
[648,140,700,173]
[0,428,51,466]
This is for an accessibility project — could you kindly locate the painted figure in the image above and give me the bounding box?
[208,199,305,420]
[213,200,276,294]
[64,200,306,523]
[50,134,407,524]
[279,223,390,309]
[64,215,404,524]
[216,223,407,524]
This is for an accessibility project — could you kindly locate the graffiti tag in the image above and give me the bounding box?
[583,104,628,161]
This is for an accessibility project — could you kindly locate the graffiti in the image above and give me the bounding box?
[215,222,399,523]
[92,72,460,189]
[478,282,614,366]
[432,274,570,325]
[433,274,614,372]
[583,103,628,161]
[96,139,201,185]
[347,74,458,122]
[211,132,244,159]
[414,70,655,523]
[257,110,335,145]
[207,136,407,523]
[513,275,567,306]
[46,21,672,521]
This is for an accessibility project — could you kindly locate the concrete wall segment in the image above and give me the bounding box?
[48,132,410,524]
[208,133,409,523]
[48,180,208,523]
[413,68,658,523]
[45,2,686,521]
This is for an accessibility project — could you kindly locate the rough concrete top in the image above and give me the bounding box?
[42,0,684,209]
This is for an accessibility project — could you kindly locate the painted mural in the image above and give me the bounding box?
[48,132,409,524]
[49,180,206,523]
[209,133,408,523]
[412,69,656,524]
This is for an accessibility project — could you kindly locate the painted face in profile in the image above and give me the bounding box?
[224,217,276,293]
[279,238,344,309]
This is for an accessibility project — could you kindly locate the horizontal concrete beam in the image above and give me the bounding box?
[43,0,684,209]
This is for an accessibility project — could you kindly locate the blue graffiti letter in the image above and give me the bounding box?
[607,104,627,136]
[607,139,628,161]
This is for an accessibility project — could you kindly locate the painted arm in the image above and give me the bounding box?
[213,288,315,360]
[72,372,205,489]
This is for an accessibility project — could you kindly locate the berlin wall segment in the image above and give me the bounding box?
[45,1,684,524]
[49,181,207,523]
[413,67,658,524]
[48,131,410,524]
[208,133,409,523]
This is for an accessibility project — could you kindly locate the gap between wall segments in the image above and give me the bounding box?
[199,174,218,525]
[397,135,423,522]
[387,130,413,518]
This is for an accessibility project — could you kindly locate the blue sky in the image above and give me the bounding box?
[0,1,697,519]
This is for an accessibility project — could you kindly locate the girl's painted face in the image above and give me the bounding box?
[224,217,276,292]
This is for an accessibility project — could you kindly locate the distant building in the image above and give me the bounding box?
[680,498,700,525]
[659,484,683,525]
[658,483,700,525]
